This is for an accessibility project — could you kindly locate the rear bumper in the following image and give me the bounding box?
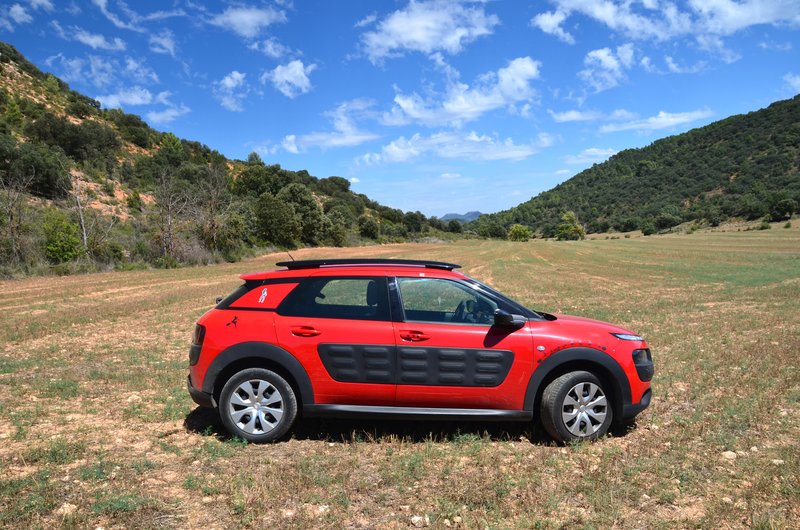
[187,375,215,408]
[621,388,652,420]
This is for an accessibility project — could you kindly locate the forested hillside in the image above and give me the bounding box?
[0,42,454,276]
[472,96,800,237]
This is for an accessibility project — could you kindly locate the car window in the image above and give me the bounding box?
[397,278,497,325]
[278,277,390,321]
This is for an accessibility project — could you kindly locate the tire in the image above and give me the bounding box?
[218,368,297,443]
[540,371,613,442]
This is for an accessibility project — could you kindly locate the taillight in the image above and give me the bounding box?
[193,324,206,346]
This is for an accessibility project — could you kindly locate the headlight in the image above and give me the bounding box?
[611,332,644,341]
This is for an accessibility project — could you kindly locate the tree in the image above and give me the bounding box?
[447,219,463,233]
[42,210,83,264]
[0,137,34,265]
[255,192,300,247]
[358,214,379,239]
[4,97,22,129]
[556,211,586,241]
[276,183,324,244]
[193,164,231,252]
[154,168,190,258]
[508,224,532,241]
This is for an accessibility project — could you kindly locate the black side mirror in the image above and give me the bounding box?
[494,309,525,329]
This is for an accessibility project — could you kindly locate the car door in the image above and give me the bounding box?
[274,275,397,406]
[392,276,534,410]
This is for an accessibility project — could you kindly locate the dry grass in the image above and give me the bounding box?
[1,227,798,528]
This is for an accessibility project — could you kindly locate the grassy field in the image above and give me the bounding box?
[0,226,798,529]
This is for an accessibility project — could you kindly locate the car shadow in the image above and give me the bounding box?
[184,407,639,445]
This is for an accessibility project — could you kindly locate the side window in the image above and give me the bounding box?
[278,277,390,321]
[397,278,497,325]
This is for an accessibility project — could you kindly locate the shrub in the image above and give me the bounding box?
[358,214,380,239]
[556,211,586,241]
[507,224,532,242]
[758,220,771,230]
[254,193,300,247]
[42,211,83,264]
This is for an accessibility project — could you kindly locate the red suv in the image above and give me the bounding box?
[187,259,652,443]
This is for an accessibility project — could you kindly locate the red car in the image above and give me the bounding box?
[188,259,652,442]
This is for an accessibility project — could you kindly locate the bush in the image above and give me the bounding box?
[447,219,463,233]
[358,214,380,239]
[641,222,656,236]
[784,221,792,229]
[758,220,771,230]
[254,193,300,247]
[507,224,532,242]
[42,211,83,264]
[556,211,586,241]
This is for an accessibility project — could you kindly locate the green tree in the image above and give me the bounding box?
[508,224,532,241]
[276,183,324,244]
[447,219,463,233]
[255,193,300,247]
[556,211,586,241]
[4,97,22,129]
[358,214,379,239]
[42,210,83,264]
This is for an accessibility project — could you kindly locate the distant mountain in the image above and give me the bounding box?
[442,211,483,223]
[471,96,800,237]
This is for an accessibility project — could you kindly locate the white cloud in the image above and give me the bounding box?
[548,109,603,122]
[565,147,617,164]
[696,34,740,63]
[262,60,316,98]
[758,40,792,52]
[124,57,158,83]
[784,73,800,93]
[73,28,126,51]
[384,56,541,127]
[210,6,286,39]
[281,99,379,152]
[214,71,248,111]
[95,86,153,108]
[354,13,377,28]
[85,56,116,87]
[91,0,141,31]
[146,104,190,125]
[688,0,800,35]
[349,177,361,184]
[248,37,291,59]
[361,131,553,164]
[361,0,499,63]
[555,169,571,176]
[579,43,635,92]
[531,10,574,44]
[664,55,705,74]
[149,30,176,57]
[9,4,32,24]
[440,172,461,179]
[28,0,54,11]
[600,108,713,133]
[91,0,184,31]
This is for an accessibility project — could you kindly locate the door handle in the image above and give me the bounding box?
[399,330,430,342]
[291,326,321,337]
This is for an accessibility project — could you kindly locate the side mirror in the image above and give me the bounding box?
[494,309,526,329]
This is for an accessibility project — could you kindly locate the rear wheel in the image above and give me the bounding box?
[219,368,297,443]
[540,371,613,442]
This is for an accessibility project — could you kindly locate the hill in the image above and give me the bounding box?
[0,42,452,276]
[441,211,482,223]
[471,96,800,237]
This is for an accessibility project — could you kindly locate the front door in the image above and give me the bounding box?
[393,277,534,410]
[275,276,396,406]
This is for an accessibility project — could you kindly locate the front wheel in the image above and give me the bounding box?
[540,371,613,442]
[219,368,297,443]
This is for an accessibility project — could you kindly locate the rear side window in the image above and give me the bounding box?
[278,277,390,321]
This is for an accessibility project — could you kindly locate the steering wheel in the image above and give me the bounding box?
[453,301,466,322]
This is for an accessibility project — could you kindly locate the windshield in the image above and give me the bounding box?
[462,276,540,319]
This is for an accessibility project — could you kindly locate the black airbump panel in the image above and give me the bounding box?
[318,344,396,383]
[318,344,514,387]
[398,347,514,387]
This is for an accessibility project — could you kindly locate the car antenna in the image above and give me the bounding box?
[286,251,295,262]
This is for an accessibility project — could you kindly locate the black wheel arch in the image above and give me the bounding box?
[202,342,314,407]
[524,347,631,420]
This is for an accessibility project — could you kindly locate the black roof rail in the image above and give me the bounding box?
[275,258,461,270]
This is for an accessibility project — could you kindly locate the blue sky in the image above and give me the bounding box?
[2,1,799,216]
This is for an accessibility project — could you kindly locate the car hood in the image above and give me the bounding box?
[533,313,646,352]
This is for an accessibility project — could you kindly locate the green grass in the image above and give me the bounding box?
[0,228,798,527]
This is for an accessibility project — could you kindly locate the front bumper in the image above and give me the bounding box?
[187,375,215,408]
[621,388,652,420]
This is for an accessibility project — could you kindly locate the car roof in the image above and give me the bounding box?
[240,259,464,281]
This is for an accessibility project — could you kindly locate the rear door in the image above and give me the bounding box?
[275,275,396,406]
[392,277,534,410]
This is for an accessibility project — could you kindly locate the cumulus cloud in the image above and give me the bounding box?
[531,10,574,44]
[281,99,379,152]
[248,37,291,59]
[95,86,153,108]
[784,73,800,93]
[146,104,190,124]
[579,43,635,92]
[361,0,499,63]
[361,131,554,164]
[214,71,248,112]
[262,60,316,98]
[210,6,286,39]
[29,0,54,11]
[383,57,541,127]
[149,30,176,57]
[600,108,713,133]
[565,147,617,164]
[9,4,32,24]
